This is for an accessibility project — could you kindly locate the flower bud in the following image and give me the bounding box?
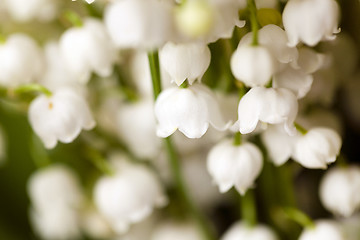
[237,87,298,135]
[293,127,342,169]
[283,0,340,47]
[159,41,211,86]
[207,139,263,195]
[28,88,96,149]
[231,45,276,87]
[155,84,230,138]
[221,221,279,240]
[320,166,360,217]
[299,220,345,240]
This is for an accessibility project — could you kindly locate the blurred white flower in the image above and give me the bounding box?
[2,0,57,22]
[116,98,161,159]
[221,221,279,240]
[207,139,263,195]
[28,88,96,149]
[104,0,174,50]
[320,166,360,217]
[273,66,313,99]
[151,221,204,240]
[293,127,342,169]
[294,47,326,74]
[30,207,82,240]
[155,84,230,138]
[260,124,295,166]
[94,161,167,234]
[27,164,84,211]
[0,33,43,87]
[237,87,298,135]
[299,220,345,240]
[28,164,84,240]
[283,0,340,47]
[159,42,211,86]
[239,24,298,64]
[59,18,116,84]
[40,41,84,92]
[81,207,114,239]
[174,0,214,38]
[231,45,276,87]
[183,152,225,208]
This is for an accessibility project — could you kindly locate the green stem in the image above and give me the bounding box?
[84,147,114,176]
[148,51,162,99]
[294,122,307,135]
[233,132,242,146]
[14,84,52,97]
[241,189,257,227]
[148,51,216,240]
[63,10,83,27]
[282,207,315,229]
[247,0,259,46]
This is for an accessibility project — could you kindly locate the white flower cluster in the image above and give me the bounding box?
[0,0,358,239]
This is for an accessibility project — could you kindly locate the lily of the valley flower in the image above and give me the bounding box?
[320,166,360,217]
[28,88,96,149]
[28,164,84,240]
[2,0,57,22]
[0,33,43,87]
[292,127,342,169]
[283,0,340,47]
[159,41,211,86]
[94,160,167,234]
[221,221,279,240]
[273,66,313,99]
[239,24,298,64]
[207,139,263,195]
[231,45,276,87]
[104,0,174,50]
[154,83,230,138]
[237,87,298,135]
[299,220,345,240]
[59,18,116,84]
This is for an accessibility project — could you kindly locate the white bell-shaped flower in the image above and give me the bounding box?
[0,33,43,87]
[2,0,57,22]
[151,221,203,240]
[221,221,279,240]
[159,42,211,86]
[27,164,84,211]
[30,206,82,240]
[207,139,263,195]
[28,88,96,149]
[155,83,230,138]
[116,98,161,159]
[273,66,313,99]
[94,160,167,234]
[205,0,245,43]
[260,124,295,166]
[28,164,84,240]
[239,24,298,64]
[292,127,342,169]
[320,166,360,217]
[40,41,83,91]
[294,47,326,74]
[237,87,298,135]
[104,0,174,49]
[283,0,340,47]
[231,44,276,87]
[81,207,113,239]
[59,18,116,84]
[299,220,345,240]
